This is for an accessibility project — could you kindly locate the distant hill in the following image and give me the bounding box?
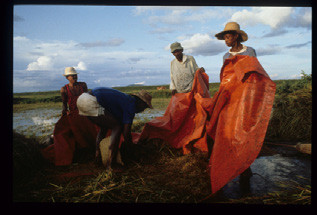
[127,83,145,87]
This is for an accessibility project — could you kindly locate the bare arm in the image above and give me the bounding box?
[122,123,133,146]
[60,86,68,116]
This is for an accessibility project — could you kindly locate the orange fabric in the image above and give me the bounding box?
[41,84,99,166]
[41,114,99,166]
[137,69,211,154]
[207,55,276,193]
[136,55,276,194]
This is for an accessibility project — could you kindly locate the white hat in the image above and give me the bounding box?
[63,67,79,76]
[77,93,100,116]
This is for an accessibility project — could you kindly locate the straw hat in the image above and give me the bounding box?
[63,67,79,76]
[132,90,153,109]
[215,22,248,42]
[170,42,183,53]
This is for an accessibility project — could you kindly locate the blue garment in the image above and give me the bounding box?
[91,87,136,124]
[223,46,256,62]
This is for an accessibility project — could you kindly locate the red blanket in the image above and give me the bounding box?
[137,67,211,154]
[41,113,99,166]
[137,55,276,193]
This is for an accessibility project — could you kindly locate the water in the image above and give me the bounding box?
[13,107,165,138]
[222,150,311,199]
[13,108,311,199]
[13,108,61,137]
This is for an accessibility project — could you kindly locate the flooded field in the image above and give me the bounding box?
[13,107,165,138]
[13,107,311,202]
[221,150,311,199]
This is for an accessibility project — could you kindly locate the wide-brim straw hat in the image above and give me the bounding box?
[63,67,79,76]
[170,42,184,53]
[132,90,153,109]
[215,22,248,42]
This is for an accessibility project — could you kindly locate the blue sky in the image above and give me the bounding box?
[13,5,312,92]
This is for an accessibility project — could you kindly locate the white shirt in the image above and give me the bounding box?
[170,54,199,93]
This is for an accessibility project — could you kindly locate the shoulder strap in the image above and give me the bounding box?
[65,84,72,97]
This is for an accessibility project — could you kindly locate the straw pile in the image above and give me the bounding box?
[266,74,312,142]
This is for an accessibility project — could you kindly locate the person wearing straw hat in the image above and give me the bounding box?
[169,42,205,96]
[213,22,262,190]
[76,87,153,170]
[41,67,99,166]
[61,67,88,116]
[215,22,256,62]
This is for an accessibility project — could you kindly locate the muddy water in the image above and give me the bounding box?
[13,108,61,137]
[221,147,311,199]
[13,107,165,137]
[13,108,311,199]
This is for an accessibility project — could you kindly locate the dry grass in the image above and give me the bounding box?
[266,85,312,142]
[12,136,213,203]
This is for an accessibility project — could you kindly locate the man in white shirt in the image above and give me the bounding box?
[169,42,205,95]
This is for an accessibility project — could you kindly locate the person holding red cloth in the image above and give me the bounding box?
[41,67,99,166]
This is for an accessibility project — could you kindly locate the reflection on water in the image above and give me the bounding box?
[13,108,61,137]
[13,107,165,138]
[222,153,311,199]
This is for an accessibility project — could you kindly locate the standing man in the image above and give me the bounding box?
[169,42,205,95]
[76,87,153,170]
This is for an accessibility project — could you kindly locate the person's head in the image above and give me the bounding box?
[170,42,184,61]
[223,30,242,47]
[215,22,248,47]
[63,67,79,84]
[131,90,153,113]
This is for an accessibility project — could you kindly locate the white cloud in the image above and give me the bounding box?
[270,73,279,79]
[133,6,200,16]
[256,46,281,56]
[14,36,29,41]
[14,36,170,92]
[27,56,53,71]
[135,6,237,34]
[230,7,293,29]
[291,74,302,79]
[135,81,145,85]
[79,38,125,48]
[74,61,87,70]
[166,33,226,56]
[229,7,311,30]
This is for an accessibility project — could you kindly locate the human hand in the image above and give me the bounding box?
[171,89,177,96]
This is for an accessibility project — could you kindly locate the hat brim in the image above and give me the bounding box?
[171,48,183,53]
[63,73,79,76]
[132,93,153,109]
[215,30,248,42]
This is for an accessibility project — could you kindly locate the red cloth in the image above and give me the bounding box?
[136,55,276,194]
[137,68,211,154]
[41,84,99,166]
